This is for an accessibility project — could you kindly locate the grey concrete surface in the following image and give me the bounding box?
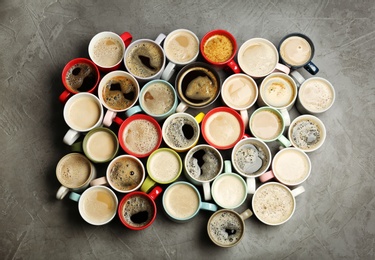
[1,0,374,259]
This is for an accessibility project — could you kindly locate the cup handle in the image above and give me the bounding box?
[90,176,108,186]
[56,186,69,200]
[240,209,253,221]
[259,170,275,183]
[202,182,212,201]
[224,160,232,173]
[291,185,305,197]
[240,110,249,129]
[71,141,83,153]
[103,110,117,127]
[120,32,133,47]
[140,176,157,193]
[63,129,80,146]
[304,61,319,75]
[154,33,166,45]
[176,102,188,113]
[227,59,241,74]
[290,70,305,86]
[161,62,176,81]
[148,186,163,201]
[69,192,81,202]
[279,108,290,127]
[274,63,290,74]
[278,134,291,148]
[200,202,218,212]
[194,112,205,124]
[246,177,256,194]
[125,105,142,118]
[59,90,71,103]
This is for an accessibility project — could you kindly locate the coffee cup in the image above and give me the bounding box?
[98,70,140,127]
[257,72,298,126]
[288,114,327,152]
[162,112,204,153]
[249,107,291,147]
[259,147,311,186]
[71,127,119,163]
[184,144,224,201]
[232,137,272,194]
[88,31,132,72]
[207,208,253,248]
[175,62,221,112]
[55,153,97,200]
[63,92,104,145]
[290,71,335,115]
[238,38,290,78]
[124,33,168,83]
[201,107,245,150]
[124,79,178,121]
[252,182,305,225]
[221,74,258,128]
[90,154,146,193]
[59,58,100,103]
[162,181,218,223]
[161,29,200,81]
[278,33,319,75]
[69,186,118,225]
[200,29,241,73]
[117,114,162,158]
[140,148,182,193]
[211,161,247,209]
[118,186,162,230]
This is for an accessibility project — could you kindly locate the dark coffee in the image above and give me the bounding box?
[65,63,97,92]
[122,195,154,228]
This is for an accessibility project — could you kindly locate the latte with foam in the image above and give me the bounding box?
[91,36,124,67]
[85,129,118,162]
[142,81,175,115]
[222,74,257,109]
[280,36,312,66]
[299,78,335,113]
[148,150,181,183]
[212,174,246,209]
[164,30,199,64]
[250,109,283,141]
[289,116,325,151]
[260,74,296,108]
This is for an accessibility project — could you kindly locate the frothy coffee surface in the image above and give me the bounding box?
[186,147,221,181]
[165,30,198,63]
[164,116,199,149]
[280,36,312,66]
[65,63,97,92]
[126,41,164,78]
[222,75,257,109]
[274,149,310,185]
[290,118,322,150]
[300,79,334,112]
[233,142,268,175]
[67,96,101,131]
[204,111,241,147]
[253,184,294,225]
[86,131,117,162]
[102,75,138,111]
[57,154,91,188]
[109,157,144,192]
[208,211,243,246]
[213,175,246,208]
[122,195,154,228]
[92,36,123,67]
[261,76,295,108]
[142,82,174,115]
[251,110,282,141]
[203,34,234,62]
[164,183,200,219]
[123,119,159,155]
[149,150,180,182]
[81,187,116,224]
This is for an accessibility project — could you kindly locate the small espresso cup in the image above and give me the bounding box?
[98,70,140,127]
[175,62,221,112]
[238,38,290,78]
[59,58,100,103]
[290,71,335,115]
[200,29,241,73]
[55,153,97,200]
[91,154,145,193]
[252,182,305,225]
[72,127,119,163]
[257,72,298,126]
[207,208,253,248]
[288,114,327,152]
[259,147,311,186]
[201,107,245,150]
[161,29,200,81]
[162,181,218,223]
[162,112,204,153]
[88,31,132,72]
[117,114,163,158]
[124,33,167,83]
[232,137,272,194]
[278,33,319,75]
[249,107,291,147]
[69,186,118,226]
[221,73,258,127]
[140,148,182,193]
[184,144,224,201]
[211,161,248,209]
[118,186,162,231]
[63,92,104,145]
[125,79,178,121]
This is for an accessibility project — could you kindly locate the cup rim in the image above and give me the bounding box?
[252,182,296,226]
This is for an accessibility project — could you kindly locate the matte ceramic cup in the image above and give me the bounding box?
[162,181,218,223]
[63,92,104,145]
[59,57,100,103]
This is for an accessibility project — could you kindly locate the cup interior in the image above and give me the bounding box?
[147,148,182,184]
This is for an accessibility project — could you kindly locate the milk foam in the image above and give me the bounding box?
[261,76,295,108]
[142,82,174,115]
[300,79,334,112]
[68,96,101,130]
[164,116,199,149]
[290,118,322,150]
[149,150,180,182]
[209,211,243,246]
[92,36,123,67]
[213,175,246,208]
[280,36,311,66]
[274,149,309,185]
[223,75,256,109]
[86,131,116,162]
[165,31,198,63]
[81,188,116,224]
[250,110,282,140]
[57,154,91,188]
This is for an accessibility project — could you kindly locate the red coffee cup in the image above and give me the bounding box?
[200,29,240,73]
[118,114,162,158]
[118,186,162,231]
[201,106,245,150]
[59,58,100,103]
